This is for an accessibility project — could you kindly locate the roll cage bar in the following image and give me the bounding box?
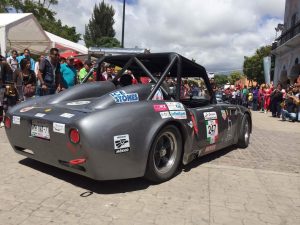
[82,52,215,103]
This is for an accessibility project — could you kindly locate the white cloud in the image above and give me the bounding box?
[52,0,285,73]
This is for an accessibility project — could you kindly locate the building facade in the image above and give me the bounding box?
[272,0,300,86]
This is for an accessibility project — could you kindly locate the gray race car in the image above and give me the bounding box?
[4,53,251,182]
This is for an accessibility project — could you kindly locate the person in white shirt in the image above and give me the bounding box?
[34,55,45,89]
[231,89,237,104]
[6,50,19,72]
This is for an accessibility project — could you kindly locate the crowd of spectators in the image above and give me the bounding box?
[219,77,300,122]
[1,47,299,126]
[0,48,135,127]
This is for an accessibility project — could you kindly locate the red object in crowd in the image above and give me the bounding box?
[74,58,83,70]
[132,78,138,84]
[60,51,78,59]
[140,76,151,84]
[263,88,272,110]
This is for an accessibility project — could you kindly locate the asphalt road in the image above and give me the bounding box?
[0,111,299,225]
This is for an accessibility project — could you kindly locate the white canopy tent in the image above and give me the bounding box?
[0,13,51,56]
[45,31,88,54]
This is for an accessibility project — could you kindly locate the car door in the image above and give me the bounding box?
[189,103,226,154]
[219,105,239,146]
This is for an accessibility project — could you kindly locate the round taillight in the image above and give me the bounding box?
[5,116,11,129]
[69,129,80,144]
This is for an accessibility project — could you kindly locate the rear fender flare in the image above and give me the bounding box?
[142,118,192,176]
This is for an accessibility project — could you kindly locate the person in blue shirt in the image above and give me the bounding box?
[60,56,77,90]
[17,49,35,71]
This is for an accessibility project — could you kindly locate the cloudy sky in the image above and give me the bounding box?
[52,0,285,73]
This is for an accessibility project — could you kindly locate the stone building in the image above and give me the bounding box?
[272,0,300,86]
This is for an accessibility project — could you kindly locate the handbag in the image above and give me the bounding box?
[4,83,17,97]
[23,84,36,97]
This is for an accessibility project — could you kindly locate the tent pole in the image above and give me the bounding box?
[0,27,7,56]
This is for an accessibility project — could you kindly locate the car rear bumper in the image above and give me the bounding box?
[5,115,145,181]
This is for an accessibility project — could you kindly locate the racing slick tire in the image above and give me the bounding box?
[237,114,250,148]
[145,125,182,183]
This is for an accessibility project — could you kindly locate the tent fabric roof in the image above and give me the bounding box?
[0,13,51,55]
[0,13,30,27]
[45,31,88,54]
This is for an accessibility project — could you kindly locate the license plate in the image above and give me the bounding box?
[31,124,50,140]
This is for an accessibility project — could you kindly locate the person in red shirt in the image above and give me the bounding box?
[264,84,272,113]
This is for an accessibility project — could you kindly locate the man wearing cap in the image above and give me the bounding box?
[60,56,77,90]
[78,60,93,83]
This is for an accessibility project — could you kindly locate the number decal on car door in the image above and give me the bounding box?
[205,120,218,144]
[208,124,216,134]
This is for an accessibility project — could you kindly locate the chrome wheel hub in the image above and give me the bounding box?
[244,122,249,142]
[153,131,178,174]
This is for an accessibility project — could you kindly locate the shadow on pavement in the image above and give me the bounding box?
[19,145,238,194]
[19,158,153,195]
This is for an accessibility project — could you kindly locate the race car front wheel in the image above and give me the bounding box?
[145,125,182,183]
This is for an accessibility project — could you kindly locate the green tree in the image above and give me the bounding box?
[214,74,229,86]
[228,71,243,84]
[0,0,22,12]
[2,0,81,42]
[84,1,120,48]
[243,45,272,84]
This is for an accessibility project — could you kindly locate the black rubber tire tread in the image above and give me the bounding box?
[145,125,182,183]
[237,114,250,148]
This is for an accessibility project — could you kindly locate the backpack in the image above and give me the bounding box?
[248,93,253,101]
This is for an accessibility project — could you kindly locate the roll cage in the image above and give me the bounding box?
[82,52,215,103]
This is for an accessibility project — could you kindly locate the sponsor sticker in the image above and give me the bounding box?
[160,111,171,119]
[53,122,65,134]
[204,144,216,154]
[170,111,187,120]
[67,101,90,106]
[114,134,130,154]
[205,119,218,144]
[221,110,227,120]
[20,106,34,113]
[110,90,139,103]
[35,113,46,118]
[153,104,168,112]
[12,116,20,125]
[203,112,217,120]
[166,102,185,111]
[60,113,75,118]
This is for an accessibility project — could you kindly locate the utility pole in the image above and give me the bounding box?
[121,0,126,48]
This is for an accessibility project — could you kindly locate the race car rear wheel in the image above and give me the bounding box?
[145,125,182,183]
[237,114,250,148]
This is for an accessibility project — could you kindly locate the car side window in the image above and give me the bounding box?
[181,77,211,100]
[179,77,212,108]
